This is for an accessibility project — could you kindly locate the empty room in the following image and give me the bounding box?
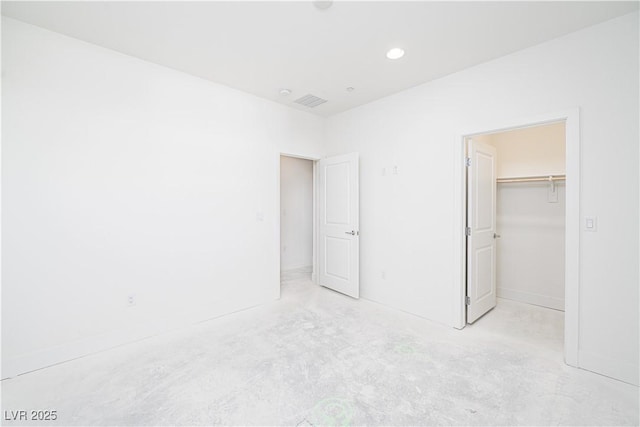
[1,1,639,426]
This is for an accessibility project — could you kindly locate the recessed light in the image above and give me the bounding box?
[386,48,405,60]
[346,87,355,92]
[279,88,292,96]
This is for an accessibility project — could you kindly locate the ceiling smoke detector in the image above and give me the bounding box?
[294,94,328,108]
[312,0,333,11]
[279,88,292,96]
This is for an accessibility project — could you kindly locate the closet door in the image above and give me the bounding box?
[466,140,497,323]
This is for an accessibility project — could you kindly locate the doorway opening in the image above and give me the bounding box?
[278,152,361,299]
[455,109,580,367]
[466,121,567,323]
[279,155,315,285]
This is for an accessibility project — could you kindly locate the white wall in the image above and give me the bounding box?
[488,122,566,178]
[326,12,639,385]
[495,183,566,310]
[280,156,313,271]
[485,124,566,311]
[1,18,324,378]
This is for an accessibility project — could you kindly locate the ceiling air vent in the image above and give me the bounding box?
[294,94,327,108]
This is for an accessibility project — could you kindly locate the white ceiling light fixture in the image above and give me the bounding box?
[279,88,292,96]
[346,87,355,92]
[386,47,405,60]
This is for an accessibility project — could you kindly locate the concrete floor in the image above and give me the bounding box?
[2,272,638,426]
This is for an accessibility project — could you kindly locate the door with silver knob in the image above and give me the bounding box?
[318,153,360,299]
[466,139,498,323]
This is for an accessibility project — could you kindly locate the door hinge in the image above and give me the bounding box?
[465,157,471,167]
[465,227,471,236]
[465,296,471,305]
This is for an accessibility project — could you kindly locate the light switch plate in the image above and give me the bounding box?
[585,216,597,232]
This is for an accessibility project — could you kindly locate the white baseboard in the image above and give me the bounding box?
[281,265,312,273]
[579,350,639,386]
[497,287,564,311]
[1,296,270,380]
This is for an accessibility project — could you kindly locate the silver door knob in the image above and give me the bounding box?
[345,230,356,235]
[493,233,501,239]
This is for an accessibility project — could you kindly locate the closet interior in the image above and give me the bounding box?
[482,122,567,311]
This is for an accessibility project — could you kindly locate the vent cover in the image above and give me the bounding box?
[294,94,328,108]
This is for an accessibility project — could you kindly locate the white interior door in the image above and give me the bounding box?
[318,153,359,298]
[467,139,497,323]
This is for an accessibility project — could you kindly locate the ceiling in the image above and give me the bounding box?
[2,1,638,116]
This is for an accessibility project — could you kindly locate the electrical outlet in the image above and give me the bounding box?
[127,294,137,307]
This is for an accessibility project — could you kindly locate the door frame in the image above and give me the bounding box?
[277,152,321,298]
[453,109,580,368]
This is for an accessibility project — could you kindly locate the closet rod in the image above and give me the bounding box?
[497,174,566,183]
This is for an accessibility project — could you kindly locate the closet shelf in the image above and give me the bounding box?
[497,174,565,183]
